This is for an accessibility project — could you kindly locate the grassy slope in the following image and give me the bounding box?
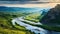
[0,12,34,34]
[22,20,60,32]
[23,13,60,32]
[24,13,41,22]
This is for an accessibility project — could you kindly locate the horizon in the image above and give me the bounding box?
[0,3,60,8]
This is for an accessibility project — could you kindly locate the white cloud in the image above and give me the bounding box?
[0,0,60,4]
[0,3,60,8]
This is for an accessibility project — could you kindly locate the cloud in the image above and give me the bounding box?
[0,0,59,4]
[0,0,49,4]
[0,0,38,1]
[0,3,59,8]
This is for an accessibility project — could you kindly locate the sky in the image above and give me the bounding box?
[0,0,60,4]
[0,3,60,8]
[0,0,60,8]
[0,0,45,1]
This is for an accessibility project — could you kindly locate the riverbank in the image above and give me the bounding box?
[12,16,60,34]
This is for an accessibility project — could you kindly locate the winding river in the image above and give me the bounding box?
[12,17,60,34]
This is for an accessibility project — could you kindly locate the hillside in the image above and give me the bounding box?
[0,11,34,34]
[0,6,40,13]
[0,6,50,34]
[40,4,60,26]
[39,4,60,32]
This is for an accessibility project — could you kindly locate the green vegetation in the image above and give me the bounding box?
[24,13,41,22]
[21,12,60,32]
[39,4,60,32]
[22,20,60,32]
[1,7,60,34]
[0,12,34,34]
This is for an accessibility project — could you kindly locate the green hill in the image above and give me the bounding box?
[39,4,60,32]
[0,12,34,34]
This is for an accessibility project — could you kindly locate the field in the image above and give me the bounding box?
[24,12,41,22]
[0,12,34,34]
[23,12,60,32]
[0,9,60,34]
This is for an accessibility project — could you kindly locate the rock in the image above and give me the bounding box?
[40,4,60,26]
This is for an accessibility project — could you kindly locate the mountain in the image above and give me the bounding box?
[40,4,60,26]
[0,6,31,11]
[0,6,50,12]
[0,6,40,13]
[0,6,50,15]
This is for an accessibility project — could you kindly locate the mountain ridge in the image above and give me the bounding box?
[40,4,60,26]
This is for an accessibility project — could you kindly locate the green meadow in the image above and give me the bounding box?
[0,12,34,34]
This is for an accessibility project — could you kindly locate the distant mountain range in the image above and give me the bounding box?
[0,6,36,12]
[0,6,50,14]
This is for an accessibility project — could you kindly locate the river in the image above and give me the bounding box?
[12,17,60,34]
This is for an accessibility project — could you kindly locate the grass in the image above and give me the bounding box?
[22,20,60,32]
[24,13,41,22]
[1,11,60,34]
[0,27,26,34]
[0,12,34,34]
[23,12,60,32]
